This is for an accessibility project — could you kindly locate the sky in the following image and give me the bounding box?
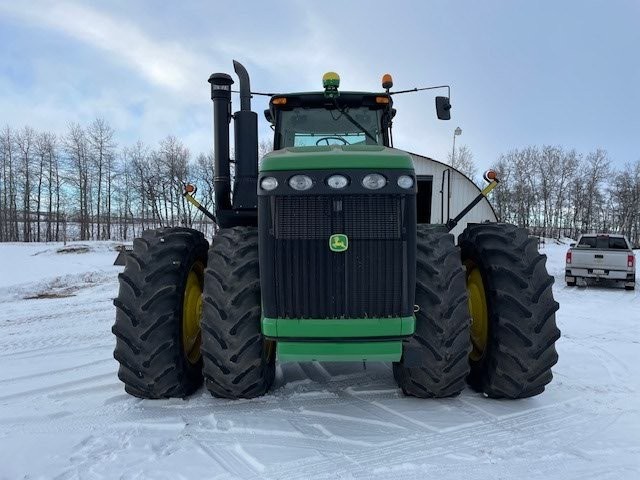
[1,0,639,172]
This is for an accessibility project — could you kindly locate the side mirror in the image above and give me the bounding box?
[264,109,273,123]
[569,242,576,247]
[435,96,451,120]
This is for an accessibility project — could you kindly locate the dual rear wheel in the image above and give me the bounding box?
[112,226,274,400]
[394,223,560,399]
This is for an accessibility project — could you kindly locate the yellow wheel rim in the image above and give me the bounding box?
[465,260,489,362]
[182,261,204,364]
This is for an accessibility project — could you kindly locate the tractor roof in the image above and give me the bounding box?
[269,91,392,109]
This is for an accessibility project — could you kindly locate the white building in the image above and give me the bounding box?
[407,151,498,240]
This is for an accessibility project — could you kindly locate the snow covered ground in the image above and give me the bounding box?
[0,240,638,479]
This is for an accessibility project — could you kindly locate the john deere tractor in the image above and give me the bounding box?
[113,61,560,400]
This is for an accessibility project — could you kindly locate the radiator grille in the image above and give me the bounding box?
[270,195,408,319]
[275,196,401,240]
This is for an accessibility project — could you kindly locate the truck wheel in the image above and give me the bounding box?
[112,227,209,398]
[200,227,275,399]
[459,223,560,399]
[393,225,471,398]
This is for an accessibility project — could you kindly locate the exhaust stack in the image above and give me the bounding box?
[208,72,233,215]
[208,60,259,227]
[231,60,259,210]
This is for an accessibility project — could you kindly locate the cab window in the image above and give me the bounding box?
[608,237,628,249]
[578,235,629,249]
[577,236,596,248]
[278,107,383,148]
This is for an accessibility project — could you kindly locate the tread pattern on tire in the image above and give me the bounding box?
[112,227,209,399]
[200,227,275,399]
[394,225,472,398]
[459,223,560,399]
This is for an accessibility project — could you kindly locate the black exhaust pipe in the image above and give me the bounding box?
[208,62,259,228]
[231,60,259,210]
[208,72,234,216]
[233,60,252,111]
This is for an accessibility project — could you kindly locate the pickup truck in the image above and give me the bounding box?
[565,234,636,290]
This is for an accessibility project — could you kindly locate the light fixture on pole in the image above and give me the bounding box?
[451,127,462,166]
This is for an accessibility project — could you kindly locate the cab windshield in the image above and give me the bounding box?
[277,107,384,148]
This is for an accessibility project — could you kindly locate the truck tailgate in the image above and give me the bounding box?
[571,249,629,270]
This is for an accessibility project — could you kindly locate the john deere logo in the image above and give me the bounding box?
[329,234,348,252]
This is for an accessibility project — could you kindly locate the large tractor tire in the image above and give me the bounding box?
[459,223,560,399]
[112,227,209,398]
[200,227,276,399]
[393,225,472,398]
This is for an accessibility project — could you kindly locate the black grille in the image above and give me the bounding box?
[262,194,413,319]
[275,196,401,240]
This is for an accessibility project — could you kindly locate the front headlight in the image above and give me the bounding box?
[327,174,349,189]
[289,174,314,191]
[362,173,387,190]
[260,176,278,191]
[397,175,414,189]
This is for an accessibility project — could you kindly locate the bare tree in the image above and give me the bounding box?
[87,118,116,240]
[583,149,610,232]
[0,127,19,241]
[448,145,477,182]
[258,139,273,161]
[64,123,91,240]
[15,127,36,241]
[34,133,47,242]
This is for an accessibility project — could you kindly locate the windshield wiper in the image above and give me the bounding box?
[332,99,378,144]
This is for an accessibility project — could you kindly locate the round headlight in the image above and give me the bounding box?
[289,174,314,191]
[260,176,278,191]
[327,174,349,189]
[397,175,414,189]
[362,173,387,190]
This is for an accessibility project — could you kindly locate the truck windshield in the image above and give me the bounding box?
[278,107,383,148]
[577,236,628,249]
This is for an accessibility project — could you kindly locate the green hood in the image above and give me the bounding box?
[260,145,414,171]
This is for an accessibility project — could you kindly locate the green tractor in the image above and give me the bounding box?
[112,61,560,400]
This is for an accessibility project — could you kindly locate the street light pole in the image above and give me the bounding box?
[446,127,462,224]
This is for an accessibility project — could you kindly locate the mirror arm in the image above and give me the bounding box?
[390,85,450,100]
[230,90,275,97]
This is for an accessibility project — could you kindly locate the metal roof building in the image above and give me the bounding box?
[406,151,498,240]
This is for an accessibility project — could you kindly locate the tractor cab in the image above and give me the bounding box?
[265,91,393,149]
[263,71,451,152]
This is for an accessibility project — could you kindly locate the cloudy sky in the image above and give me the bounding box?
[1,0,638,171]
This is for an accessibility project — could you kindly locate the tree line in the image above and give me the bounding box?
[0,120,233,242]
[1,120,638,246]
[489,146,640,246]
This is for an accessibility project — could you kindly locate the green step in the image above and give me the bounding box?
[277,340,402,362]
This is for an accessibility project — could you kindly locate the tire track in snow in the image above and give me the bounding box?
[0,358,113,384]
[0,372,114,401]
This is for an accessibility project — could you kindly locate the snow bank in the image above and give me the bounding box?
[0,241,121,289]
